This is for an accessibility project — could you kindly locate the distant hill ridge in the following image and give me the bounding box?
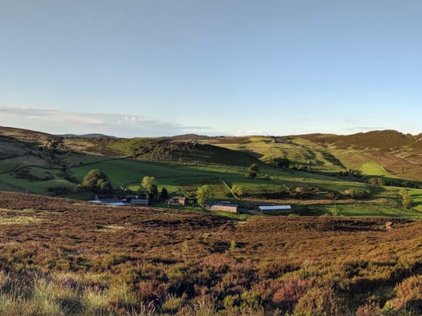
[59,133,116,139]
[0,126,53,143]
[302,130,421,150]
[0,125,418,144]
[2,125,422,188]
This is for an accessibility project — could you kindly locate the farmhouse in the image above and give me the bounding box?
[258,205,292,213]
[210,202,239,213]
[168,196,188,205]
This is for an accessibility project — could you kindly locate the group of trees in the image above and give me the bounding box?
[80,166,415,211]
[140,176,169,201]
[273,158,290,169]
[367,177,386,186]
[247,163,259,178]
[196,185,214,208]
[338,169,363,178]
[80,170,168,201]
[80,169,113,194]
[141,176,158,200]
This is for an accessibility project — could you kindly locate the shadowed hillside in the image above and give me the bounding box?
[87,138,260,166]
[0,126,54,144]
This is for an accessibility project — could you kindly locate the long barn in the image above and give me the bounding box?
[210,203,239,213]
[258,205,292,213]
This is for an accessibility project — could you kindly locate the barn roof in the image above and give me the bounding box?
[258,205,292,211]
[212,203,239,207]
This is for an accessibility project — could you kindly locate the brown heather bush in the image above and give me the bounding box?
[161,295,185,314]
[138,279,167,303]
[356,303,382,316]
[272,278,312,310]
[294,286,351,316]
[258,261,300,279]
[202,254,238,270]
[0,192,420,315]
[249,280,280,305]
[388,275,422,313]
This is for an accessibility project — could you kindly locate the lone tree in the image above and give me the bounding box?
[197,185,215,208]
[274,158,290,169]
[368,177,386,186]
[247,163,259,179]
[141,176,156,192]
[160,187,169,201]
[141,176,158,200]
[81,169,113,194]
[400,188,412,209]
[231,185,245,197]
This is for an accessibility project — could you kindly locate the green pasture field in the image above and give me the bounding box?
[0,167,75,194]
[312,203,422,219]
[360,161,391,176]
[1,130,422,219]
[211,136,344,172]
[69,158,373,197]
[409,188,422,212]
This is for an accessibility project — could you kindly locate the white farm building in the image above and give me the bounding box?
[258,205,292,213]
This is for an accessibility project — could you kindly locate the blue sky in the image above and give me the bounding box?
[0,0,422,136]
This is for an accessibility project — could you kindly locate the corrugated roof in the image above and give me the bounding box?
[212,203,239,207]
[258,205,291,211]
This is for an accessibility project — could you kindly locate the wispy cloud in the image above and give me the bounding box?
[0,106,211,137]
[0,106,400,137]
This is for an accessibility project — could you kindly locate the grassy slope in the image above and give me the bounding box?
[360,161,390,176]
[312,203,422,219]
[1,126,422,217]
[208,136,345,172]
[302,131,422,180]
[69,159,422,218]
[409,188,422,212]
[207,133,422,183]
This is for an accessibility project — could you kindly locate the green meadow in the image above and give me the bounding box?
[1,127,422,218]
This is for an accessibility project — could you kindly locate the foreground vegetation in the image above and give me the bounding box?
[0,192,420,315]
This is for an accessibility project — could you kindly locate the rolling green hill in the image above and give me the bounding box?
[206,136,346,172]
[300,130,422,180]
[1,126,422,218]
[205,130,422,182]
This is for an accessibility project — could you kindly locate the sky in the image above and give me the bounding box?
[1,0,422,137]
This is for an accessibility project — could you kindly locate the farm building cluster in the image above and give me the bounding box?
[89,195,195,207]
[209,203,293,214]
[89,195,292,215]
[89,195,149,207]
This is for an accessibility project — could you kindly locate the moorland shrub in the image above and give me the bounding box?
[388,275,422,313]
[0,192,420,315]
[294,286,351,316]
[343,188,372,199]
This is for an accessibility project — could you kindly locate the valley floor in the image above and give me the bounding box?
[0,192,420,315]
